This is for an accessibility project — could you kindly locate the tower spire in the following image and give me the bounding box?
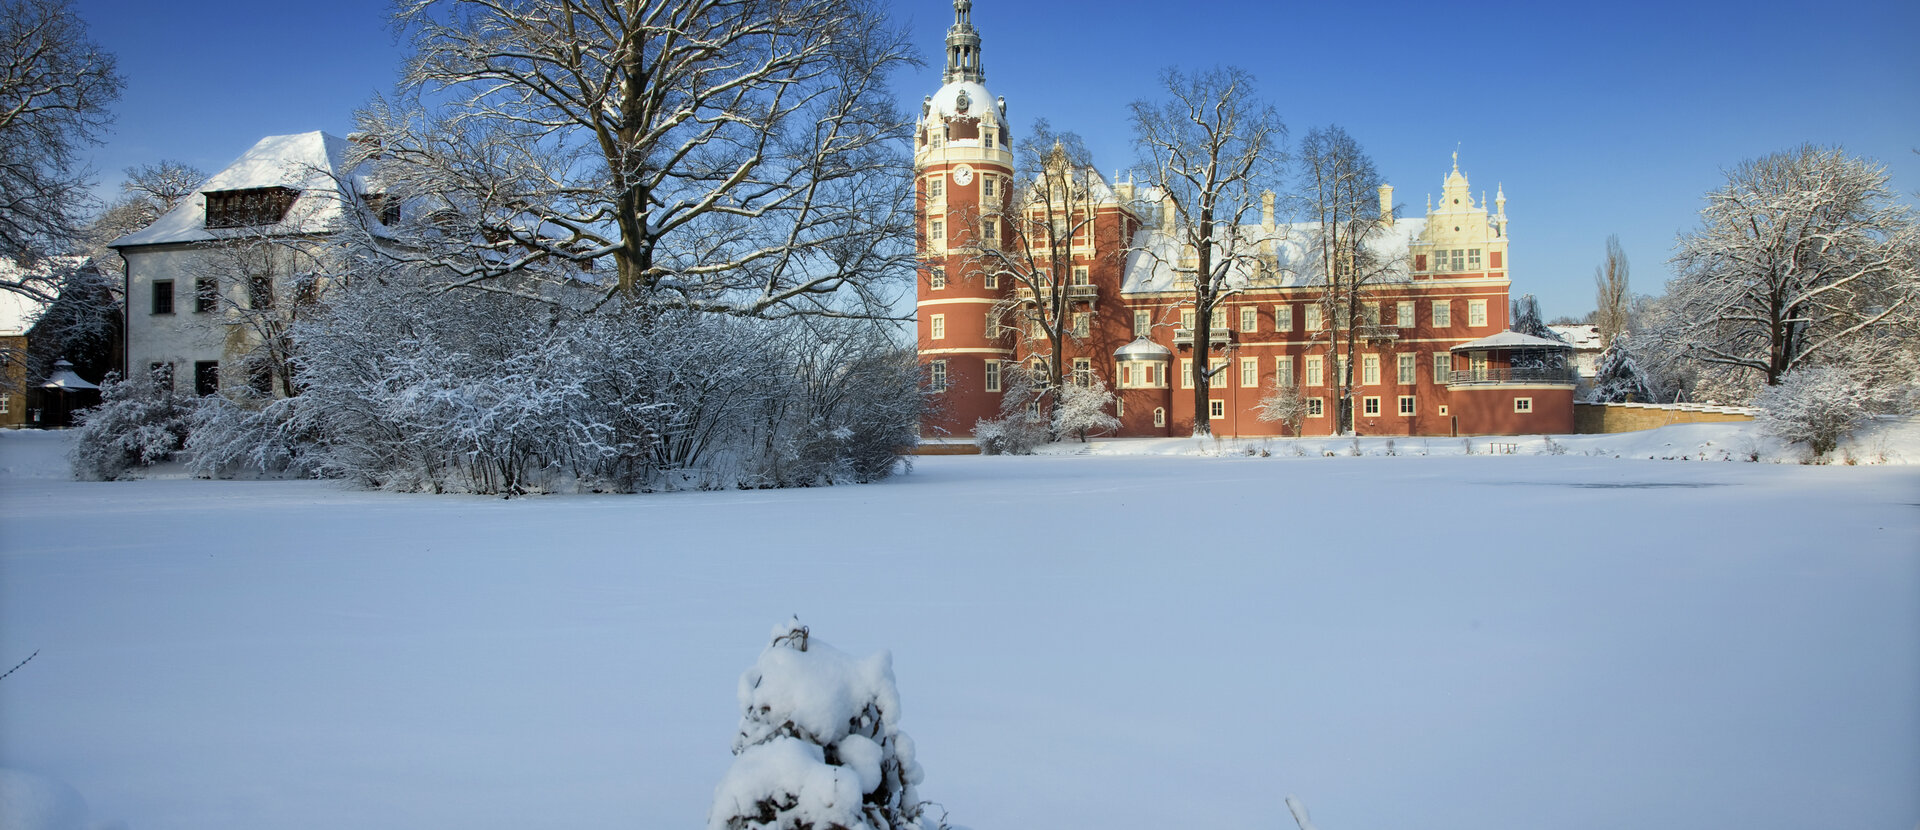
[944,0,985,83]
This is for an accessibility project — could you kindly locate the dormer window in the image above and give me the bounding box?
[362,193,401,226]
[204,187,299,229]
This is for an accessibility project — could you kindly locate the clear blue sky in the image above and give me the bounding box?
[74,0,1920,320]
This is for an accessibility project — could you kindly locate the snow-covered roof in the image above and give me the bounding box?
[1451,330,1572,351]
[1121,217,1429,294]
[927,80,995,119]
[1549,324,1604,350]
[1113,337,1172,360]
[110,131,380,248]
[40,360,98,390]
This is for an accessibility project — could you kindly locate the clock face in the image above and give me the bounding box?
[951,165,974,186]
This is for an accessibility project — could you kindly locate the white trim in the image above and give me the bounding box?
[920,347,1016,356]
[916,297,1000,307]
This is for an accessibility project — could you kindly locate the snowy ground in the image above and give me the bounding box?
[1,427,1916,830]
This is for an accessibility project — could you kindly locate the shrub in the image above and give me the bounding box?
[69,372,195,481]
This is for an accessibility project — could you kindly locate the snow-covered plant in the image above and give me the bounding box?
[974,365,1047,455]
[709,619,946,830]
[1754,366,1872,460]
[68,371,194,481]
[1254,381,1309,435]
[1051,379,1119,442]
[185,395,315,479]
[1587,333,1655,403]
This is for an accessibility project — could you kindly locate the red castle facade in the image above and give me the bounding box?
[915,1,1575,440]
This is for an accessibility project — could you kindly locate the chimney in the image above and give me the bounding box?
[1160,193,1175,227]
[1261,190,1275,229]
[1378,184,1394,228]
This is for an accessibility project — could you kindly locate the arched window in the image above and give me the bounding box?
[1153,407,1166,428]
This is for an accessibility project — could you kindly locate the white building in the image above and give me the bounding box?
[111,131,391,397]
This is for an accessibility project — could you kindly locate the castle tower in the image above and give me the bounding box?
[916,0,1015,438]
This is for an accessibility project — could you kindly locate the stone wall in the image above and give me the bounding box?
[1574,402,1759,434]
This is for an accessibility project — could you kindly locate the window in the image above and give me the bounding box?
[1364,303,1381,327]
[1432,300,1451,327]
[1435,353,1454,384]
[0,395,8,414]
[930,219,944,242]
[1153,407,1166,427]
[1514,397,1533,413]
[985,310,1000,337]
[1180,359,1193,388]
[1073,358,1092,387]
[151,280,174,315]
[1115,398,1123,417]
[148,362,174,391]
[1210,358,1228,387]
[929,178,943,199]
[1362,396,1381,416]
[983,218,996,241]
[1147,362,1164,388]
[1031,318,1045,339]
[1134,310,1151,336]
[194,361,220,396]
[1306,355,1324,386]
[1398,354,1416,385]
[1305,305,1322,331]
[1120,364,1133,387]
[1240,357,1258,388]
[1336,356,1348,386]
[1239,307,1257,333]
[982,176,995,197]
[1274,305,1292,332]
[1307,398,1324,417]
[929,360,948,392]
[1399,395,1416,415]
[1468,300,1488,327]
[929,268,946,289]
[985,360,1001,392]
[363,192,401,226]
[984,272,996,289]
[1181,309,1196,331]
[930,314,945,340]
[985,130,995,149]
[1071,266,1089,285]
[195,278,218,313]
[1361,354,1380,385]
[203,187,298,229]
[1209,399,1226,419]
[1211,308,1227,331]
[1274,356,1294,387]
[1396,301,1413,328]
[1438,405,1449,416]
[1072,312,1089,338]
[1450,249,1465,271]
[247,274,275,309]
[1469,249,1481,269]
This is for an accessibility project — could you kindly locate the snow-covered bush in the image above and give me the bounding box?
[185,395,316,479]
[1254,381,1309,435]
[1051,379,1119,442]
[974,365,1047,455]
[709,619,946,830]
[68,372,194,481]
[1755,366,1872,460]
[1587,333,1655,403]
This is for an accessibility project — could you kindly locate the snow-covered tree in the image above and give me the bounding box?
[974,363,1047,454]
[709,619,946,830]
[1254,379,1309,435]
[359,0,917,317]
[69,370,193,481]
[0,0,122,300]
[1297,125,1399,434]
[1587,333,1655,403]
[1592,234,1631,345]
[1754,365,1872,460]
[1658,145,1919,392]
[1130,67,1285,437]
[1051,377,1119,442]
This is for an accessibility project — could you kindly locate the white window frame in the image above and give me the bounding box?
[1072,311,1090,338]
[1239,307,1258,333]
[1398,395,1416,416]
[1514,397,1533,413]
[929,177,943,199]
[985,360,1001,392]
[1468,299,1488,327]
[1307,398,1325,417]
[1361,354,1380,385]
[1209,399,1226,419]
[930,219,943,242]
[1133,310,1151,336]
[930,268,946,290]
[1432,300,1451,328]
[1397,301,1414,328]
[1153,407,1166,427]
[984,272,997,289]
[930,313,945,340]
[929,360,948,392]
[1073,358,1093,387]
[1181,359,1193,388]
[1306,355,1324,386]
[1305,305,1322,331]
[1274,305,1293,332]
[1239,356,1258,388]
[1435,352,1453,384]
[1274,355,1294,387]
[1362,396,1381,417]
[1398,353,1416,385]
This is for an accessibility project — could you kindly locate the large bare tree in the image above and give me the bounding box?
[1296,125,1397,434]
[0,0,122,300]
[361,0,918,318]
[1592,234,1630,344]
[1662,145,1918,389]
[964,121,1104,394]
[1129,67,1285,436]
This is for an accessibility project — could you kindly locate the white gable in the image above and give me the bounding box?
[110,132,378,248]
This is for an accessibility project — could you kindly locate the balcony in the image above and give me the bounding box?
[1066,284,1098,302]
[1354,324,1400,343]
[1172,327,1233,347]
[1448,367,1578,387]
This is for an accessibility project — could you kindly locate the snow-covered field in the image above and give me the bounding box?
[2,427,1916,830]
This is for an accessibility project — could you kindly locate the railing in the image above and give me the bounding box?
[1172,327,1233,346]
[1066,284,1098,301]
[1354,324,1399,342]
[1448,367,1578,386]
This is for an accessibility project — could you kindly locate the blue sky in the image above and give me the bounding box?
[74,0,1919,319]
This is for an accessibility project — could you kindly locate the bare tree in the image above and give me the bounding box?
[962,121,1104,395]
[360,0,918,318]
[1253,379,1308,436]
[1296,125,1398,434]
[1592,234,1630,344]
[0,0,121,299]
[1661,145,1918,389]
[1129,67,1285,436]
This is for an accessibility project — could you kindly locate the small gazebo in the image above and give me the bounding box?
[36,358,100,427]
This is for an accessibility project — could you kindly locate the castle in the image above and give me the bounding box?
[914,0,1575,439]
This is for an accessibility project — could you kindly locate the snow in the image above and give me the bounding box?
[1450,329,1572,351]
[1,426,1917,830]
[107,132,375,248]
